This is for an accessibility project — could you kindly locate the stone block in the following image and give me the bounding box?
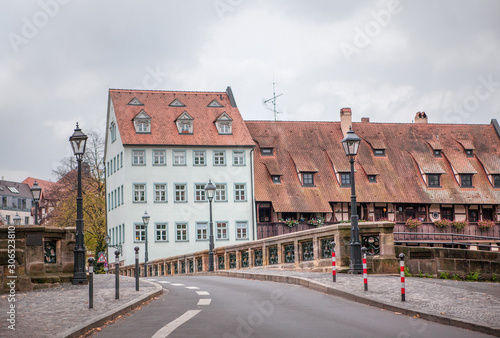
[27,262,45,275]
[18,276,33,292]
[436,258,456,272]
[465,250,484,260]
[419,260,437,275]
[469,260,491,274]
[62,262,74,273]
[455,260,470,274]
[372,256,398,274]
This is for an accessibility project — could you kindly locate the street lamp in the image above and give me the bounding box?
[204,180,216,272]
[142,210,150,277]
[341,127,363,274]
[69,123,88,285]
[104,235,122,253]
[30,180,42,225]
[13,213,21,226]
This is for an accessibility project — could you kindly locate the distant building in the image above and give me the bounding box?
[105,87,256,266]
[247,110,500,232]
[22,177,56,225]
[0,180,34,225]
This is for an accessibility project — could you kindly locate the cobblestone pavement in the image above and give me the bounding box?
[0,274,161,338]
[232,268,500,332]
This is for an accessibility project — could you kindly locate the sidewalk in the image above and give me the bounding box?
[0,274,163,338]
[217,268,500,337]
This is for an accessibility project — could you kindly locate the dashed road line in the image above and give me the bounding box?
[158,281,170,284]
[197,299,212,306]
[151,310,202,337]
[185,286,200,290]
[196,291,210,296]
[171,283,185,286]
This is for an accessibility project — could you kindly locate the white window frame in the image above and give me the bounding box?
[216,221,228,240]
[156,223,168,242]
[215,183,227,202]
[135,223,145,242]
[236,221,248,239]
[175,183,187,202]
[194,184,207,202]
[132,150,145,166]
[173,150,186,166]
[154,183,167,203]
[213,150,226,166]
[196,222,208,241]
[234,183,247,202]
[153,150,166,166]
[133,184,146,203]
[193,150,206,166]
[176,223,188,241]
[232,150,245,166]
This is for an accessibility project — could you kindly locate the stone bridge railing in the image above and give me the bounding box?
[116,221,398,277]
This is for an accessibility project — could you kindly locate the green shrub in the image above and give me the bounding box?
[439,272,449,279]
[466,270,480,281]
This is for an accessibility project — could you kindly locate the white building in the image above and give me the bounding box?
[104,87,256,266]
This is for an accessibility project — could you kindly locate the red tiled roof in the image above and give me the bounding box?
[246,120,500,213]
[109,89,254,147]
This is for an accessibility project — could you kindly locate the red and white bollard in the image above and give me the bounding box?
[399,253,406,301]
[331,241,336,282]
[362,247,368,291]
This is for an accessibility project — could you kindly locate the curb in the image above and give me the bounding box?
[217,271,500,337]
[60,277,164,338]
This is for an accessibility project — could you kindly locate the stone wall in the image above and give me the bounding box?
[396,246,500,279]
[117,221,398,277]
[0,225,76,292]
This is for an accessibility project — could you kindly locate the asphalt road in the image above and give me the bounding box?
[92,276,492,338]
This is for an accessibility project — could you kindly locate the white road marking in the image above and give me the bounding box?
[145,279,157,281]
[197,299,212,306]
[151,310,202,338]
[158,281,170,284]
[171,283,185,286]
[185,286,200,290]
[196,291,210,296]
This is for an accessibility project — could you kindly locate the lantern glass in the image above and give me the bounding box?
[142,211,150,226]
[204,180,216,200]
[69,123,88,157]
[341,128,361,156]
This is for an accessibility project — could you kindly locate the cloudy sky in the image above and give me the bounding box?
[1,0,499,183]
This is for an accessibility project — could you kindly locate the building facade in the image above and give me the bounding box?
[0,180,34,225]
[105,87,257,266]
[248,110,500,233]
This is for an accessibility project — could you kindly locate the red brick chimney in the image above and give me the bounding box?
[415,112,428,124]
[340,108,352,136]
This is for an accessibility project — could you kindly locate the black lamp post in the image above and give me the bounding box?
[30,180,42,225]
[142,210,150,277]
[205,180,216,271]
[341,127,363,274]
[69,123,88,285]
[105,234,122,253]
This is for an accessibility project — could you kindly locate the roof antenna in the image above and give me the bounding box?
[263,74,283,121]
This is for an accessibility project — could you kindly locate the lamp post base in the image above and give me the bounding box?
[72,272,88,285]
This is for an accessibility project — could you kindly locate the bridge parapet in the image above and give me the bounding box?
[117,221,398,277]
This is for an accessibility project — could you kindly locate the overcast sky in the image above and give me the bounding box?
[1,0,499,183]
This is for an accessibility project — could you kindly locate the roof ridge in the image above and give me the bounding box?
[109,88,227,94]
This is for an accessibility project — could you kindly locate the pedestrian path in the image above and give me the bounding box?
[219,268,500,337]
[0,274,162,338]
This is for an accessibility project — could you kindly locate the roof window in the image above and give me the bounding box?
[214,112,232,135]
[208,99,224,107]
[169,98,185,107]
[261,148,273,156]
[374,149,386,157]
[433,149,442,158]
[133,110,151,133]
[7,187,19,194]
[128,97,144,106]
[465,149,473,158]
[175,111,194,134]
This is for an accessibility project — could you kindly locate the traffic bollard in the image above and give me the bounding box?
[88,257,94,310]
[362,247,368,291]
[399,253,406,301]
[331,241,336,282]
[115,250,120,300]
[135,246,140,291]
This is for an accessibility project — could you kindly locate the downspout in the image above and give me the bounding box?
[250,148,256,240]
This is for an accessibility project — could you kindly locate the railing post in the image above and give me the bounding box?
[115,250,120,300]
[135,246,140,291]
[87,257,94,309]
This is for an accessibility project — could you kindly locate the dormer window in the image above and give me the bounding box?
[302,173,315,187]
[493,175,500,188]
[460,174,473,188]
[427,174,441,187]
[208,99,224,107]
[433,149,442,158]
[465,149,473,158]
[272,175,281,184]
[214,112,232,135]
[374,149,386,157]
[133,110,151,133]
[261,148,273,156]
[368,175,377,183]
[175,111,194,134]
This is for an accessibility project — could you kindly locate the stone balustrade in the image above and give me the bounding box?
[117,221,398,277]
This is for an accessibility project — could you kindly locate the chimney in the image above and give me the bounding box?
[361,117,370,123]
[415,111,428,124]
[340,108,352,136]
